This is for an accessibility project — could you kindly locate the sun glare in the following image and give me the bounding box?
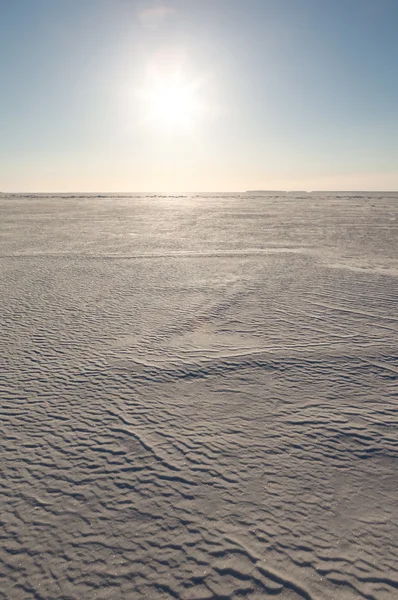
[143,70,202,131]
[152,79,195,126]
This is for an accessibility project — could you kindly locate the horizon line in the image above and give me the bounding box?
[1,190,398,195]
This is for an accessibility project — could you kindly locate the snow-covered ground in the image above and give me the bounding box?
[1,193,397,600]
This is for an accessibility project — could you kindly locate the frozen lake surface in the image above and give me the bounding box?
[1,193,397,599]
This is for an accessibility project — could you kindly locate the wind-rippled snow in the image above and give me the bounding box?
[1,193,397,599]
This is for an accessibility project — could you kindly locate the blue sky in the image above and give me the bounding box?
[0,0,397,191]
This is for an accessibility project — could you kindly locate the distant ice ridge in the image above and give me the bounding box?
[246,189,398,196]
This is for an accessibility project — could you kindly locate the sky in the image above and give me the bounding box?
[0,0,397,192]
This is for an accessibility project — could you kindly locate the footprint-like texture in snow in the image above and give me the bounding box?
[1,193,397,599]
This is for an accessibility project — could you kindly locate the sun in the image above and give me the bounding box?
[151,77,196,127]
[143,70,202,130]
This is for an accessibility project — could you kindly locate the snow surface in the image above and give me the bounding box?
[1,193,397,600]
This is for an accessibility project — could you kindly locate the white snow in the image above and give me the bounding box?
[1,193,397,599]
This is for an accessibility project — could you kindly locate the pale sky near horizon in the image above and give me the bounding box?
[0,0,397,192]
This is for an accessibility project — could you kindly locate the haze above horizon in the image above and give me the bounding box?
[1,0,397,192]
